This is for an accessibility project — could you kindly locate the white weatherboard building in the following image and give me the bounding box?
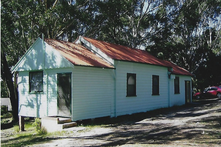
[13,36,193,121]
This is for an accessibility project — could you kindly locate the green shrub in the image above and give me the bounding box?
[32,118,47,134]
[38,127,47,135]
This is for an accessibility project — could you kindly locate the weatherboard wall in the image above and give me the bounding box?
[72,66,114,121]
[46,68,74,116]
[17,68,74,118]
[115,61,169,116]
[18,71,47,118]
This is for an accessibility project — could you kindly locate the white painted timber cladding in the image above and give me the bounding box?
[72,66,114,121]
[46,68,73,116]
[115,61,169,116]
[18,68,73,118]
[18,71,47,118]
[169,75,192,106]
[46,72,57,116]
[44,43,74,69]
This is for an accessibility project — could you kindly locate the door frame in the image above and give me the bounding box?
[57,72,72,117]
[185,80,191,104]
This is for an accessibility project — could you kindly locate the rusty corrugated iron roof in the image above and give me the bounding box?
[82,37,192,76]
[82,37,170,67]
[45,39,114,68]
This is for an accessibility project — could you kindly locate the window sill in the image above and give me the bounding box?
[126,95,137,97]
[29,91,44,94]
[152,94,160,96]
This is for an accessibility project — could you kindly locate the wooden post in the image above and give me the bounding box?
[19,116,24,131]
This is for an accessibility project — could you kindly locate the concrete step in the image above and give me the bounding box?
[58,117,72,124]
[62,122,77,129]
[41,116,77,132]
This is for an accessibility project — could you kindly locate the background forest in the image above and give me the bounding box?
[1,0,221,121]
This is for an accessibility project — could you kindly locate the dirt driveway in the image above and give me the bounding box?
[5,98,221,147]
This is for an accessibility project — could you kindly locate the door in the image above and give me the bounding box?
[185,81,191,104]
[57,73,71,117]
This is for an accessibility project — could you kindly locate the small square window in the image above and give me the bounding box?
[152,75,159,95]
[29,71,43,92]
[127,73,136,96]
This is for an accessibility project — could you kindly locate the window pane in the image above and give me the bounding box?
[128,85,135,96]
[174,77,179,94]
[128,76,135,85]
[152,75,159,95]
[127,73,136,96]
[29,71,43,92]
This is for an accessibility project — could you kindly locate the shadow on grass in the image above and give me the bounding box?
[1,133,55,147]
[1,121,13,130]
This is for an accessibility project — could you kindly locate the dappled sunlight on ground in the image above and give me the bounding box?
[1,98,221,147]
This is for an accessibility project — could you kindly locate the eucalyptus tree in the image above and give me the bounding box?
[78,0,166,49]
[147,0,221,70]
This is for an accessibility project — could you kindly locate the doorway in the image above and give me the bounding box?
[57,73,71,117]
[185,81,191,104]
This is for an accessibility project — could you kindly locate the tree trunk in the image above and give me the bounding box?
[1,52,18,122]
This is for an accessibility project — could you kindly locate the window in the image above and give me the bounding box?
[127,73,136,96]
[152,75,159,95]
[174,76,180,94]
[29,71,43,92]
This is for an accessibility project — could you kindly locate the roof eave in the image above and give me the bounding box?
[171,72,193,77]
[115,59,171,68]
